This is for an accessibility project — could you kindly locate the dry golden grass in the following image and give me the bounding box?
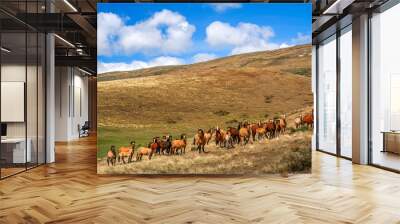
[98,45,312,128]
[97,131,312,175]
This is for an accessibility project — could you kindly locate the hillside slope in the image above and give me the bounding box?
[98,45,312,127]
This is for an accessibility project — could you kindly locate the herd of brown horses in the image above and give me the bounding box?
[106,111,314,166]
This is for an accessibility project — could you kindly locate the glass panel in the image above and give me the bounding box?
[27,30,38,169]
[38,32,45,165]
[1,30,28,177]
[317,35,337,154]
[339,26,352,158]
[371,4,400,171]
[26,0,38,169]
[0,1,46,178]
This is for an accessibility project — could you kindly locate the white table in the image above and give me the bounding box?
[1,138,31,163]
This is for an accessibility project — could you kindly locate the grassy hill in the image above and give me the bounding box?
[97,45,312,158]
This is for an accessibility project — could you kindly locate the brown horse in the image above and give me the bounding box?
[149,137,161,155]
[302,110,314,129]
[160,135,172,154]
[227,127,240,144]
[171,134,187,155]
[193,129,207,153]
[250,122,260,141]
[278,114,287,135]
[204,129,213,145]
[265,120,276,139]
[224,131,234,149]
[239,123,250,146]
[215,127,226,147]
[274,119,281,137]
[136,146,156,161]
[107,145,117,166]
[294,115,303,129]
[118,141,135,164]
[256,127,266,140]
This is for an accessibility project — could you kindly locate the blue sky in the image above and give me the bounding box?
[97,3,311,73]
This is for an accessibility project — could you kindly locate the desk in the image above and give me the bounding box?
[382,131,400,154]
[1,138,31,164]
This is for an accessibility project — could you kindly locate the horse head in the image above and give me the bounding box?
[198,129,204,136]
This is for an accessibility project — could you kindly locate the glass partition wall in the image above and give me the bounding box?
[339,25,352,159]
[370,3,400,171]
[316,24,352,159]
[0,2,46,179]
[317,35,337,154]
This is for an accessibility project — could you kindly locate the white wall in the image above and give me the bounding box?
[55,67,89,141]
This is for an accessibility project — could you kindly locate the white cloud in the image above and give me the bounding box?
[291,32,311,44]
[192,53,218,63]
[97,12,124,56]
[205,21,278,55]
[209,3,241,12]
[98,56,184,74]
[98,10,195,56]
[279,43,293,49]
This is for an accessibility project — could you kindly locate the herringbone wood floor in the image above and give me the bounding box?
[1,135,400,224]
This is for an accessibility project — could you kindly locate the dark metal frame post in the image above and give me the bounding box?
[336,25,341,157]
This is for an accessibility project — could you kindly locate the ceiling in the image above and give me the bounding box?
[0,0,97,74]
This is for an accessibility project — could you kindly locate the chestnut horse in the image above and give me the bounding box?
[265,120,276,139]
[239,123,250,145]
[193,129,207,153]
[171,134,187,155]
[118,141,135,164]
[227,127,240,144]
[302,110,314,129]
[250,123,260,142]
[160,135,172,154]
[136,146,156,161]
[107,145,117,166]
[204,129,213,145]
[215,127,226,147]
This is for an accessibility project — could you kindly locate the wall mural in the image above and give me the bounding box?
[97,3,313,175]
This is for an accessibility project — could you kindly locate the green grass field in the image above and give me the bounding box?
[97,125,195,158]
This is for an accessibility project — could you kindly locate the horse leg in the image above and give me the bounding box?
[129,154,133,163]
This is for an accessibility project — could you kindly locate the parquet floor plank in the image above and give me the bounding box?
[0,135,399,223]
